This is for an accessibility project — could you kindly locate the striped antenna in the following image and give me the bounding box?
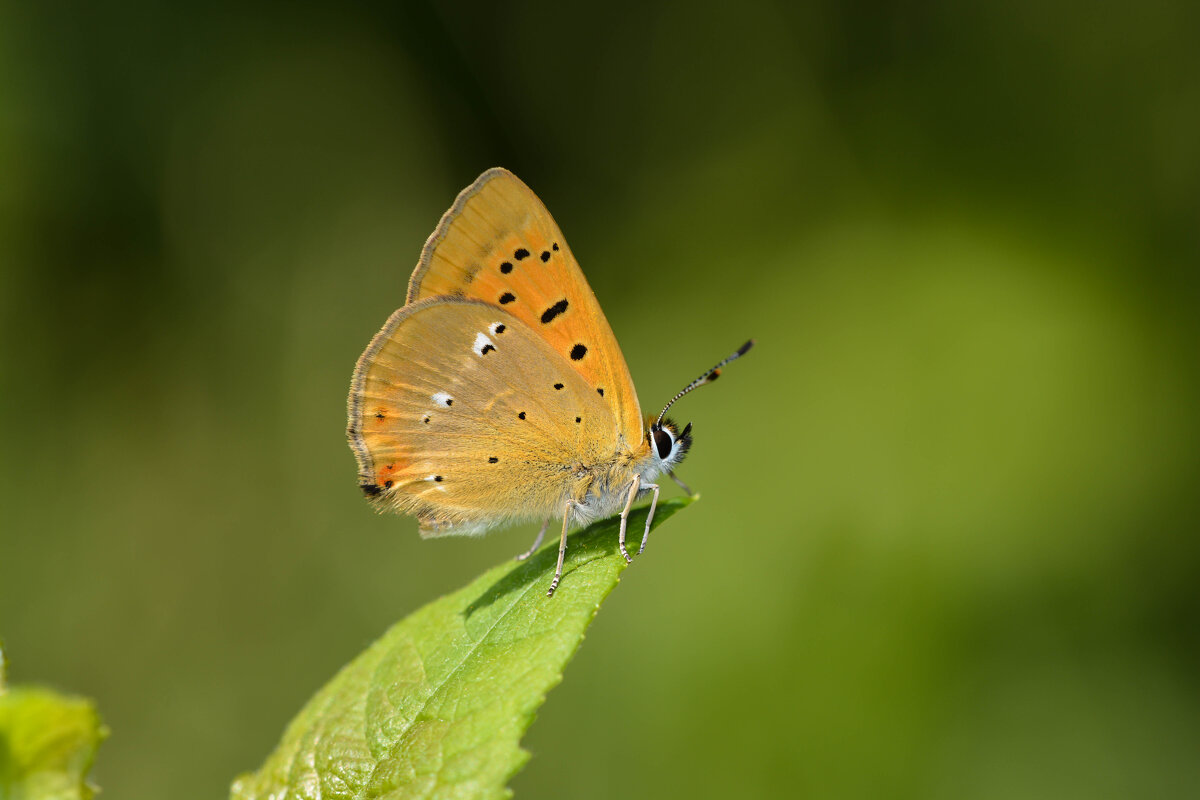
[656,339,755,429]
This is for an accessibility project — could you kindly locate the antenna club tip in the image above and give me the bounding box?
[737,339,755,357]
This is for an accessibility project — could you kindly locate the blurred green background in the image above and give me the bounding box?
[2,2,1199,798]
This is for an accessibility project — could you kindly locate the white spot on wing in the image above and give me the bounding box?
[433,392,453,407]
[473,332,495,356]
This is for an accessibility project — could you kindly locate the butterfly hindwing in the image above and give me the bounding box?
[406,168,644,450]
[348,297,616,536]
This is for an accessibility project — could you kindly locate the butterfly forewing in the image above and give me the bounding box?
[349,298,615,535]
[406,168,644,450]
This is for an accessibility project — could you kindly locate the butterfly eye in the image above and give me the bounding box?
[653,428,674,460]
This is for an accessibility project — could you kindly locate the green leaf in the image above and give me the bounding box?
[231,497,693,800]
[0,648,107,800]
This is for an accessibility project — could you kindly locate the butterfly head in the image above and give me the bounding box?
[647,339,754,469]
[649,417,693,469]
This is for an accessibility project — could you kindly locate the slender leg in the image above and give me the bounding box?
[637,483,660,556]
[667,469,694,496]
[547,501,575,597]
[515,518,549,561]
[617,474,642,564]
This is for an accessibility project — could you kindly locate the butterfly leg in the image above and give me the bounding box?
[515,518,549,561]
[617,475,643,564]
[547,501,576,598]
[668,469,694,496]
[637,483,660,556]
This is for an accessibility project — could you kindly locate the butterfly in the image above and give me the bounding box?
[347,168,752,596]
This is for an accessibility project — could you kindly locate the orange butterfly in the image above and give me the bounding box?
[348,169,752,595]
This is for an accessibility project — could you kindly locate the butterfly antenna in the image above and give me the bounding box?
[656,339,755,428]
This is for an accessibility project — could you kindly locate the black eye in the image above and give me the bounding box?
[653,428,674,459]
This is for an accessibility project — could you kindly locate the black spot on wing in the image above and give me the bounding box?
[488,457,498,464]
[570,344,587,360]
[540,250,550,262]
[481,344,495,355]
[362,483,382,497]
[518,411,526,419]
[499,292,516,304]
[552,242,559,251]
[384,480,394,488]
[434,475,443,482]
[494,324,506,334]
[514,248,530,260]
[541,299,569,323]
[597,387,604,397]
[500,261,513,274]
[554,383,564,390]
[575,417,581,423]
